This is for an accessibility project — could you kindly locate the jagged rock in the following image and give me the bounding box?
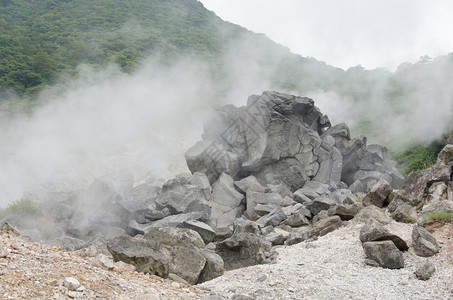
[306,196,339,216]
[198,249,225,283]
[295,181,330,200]
[185,140,241,184]
[232,217,261,235]
[232,294,255,300]
[234,176,268,194]
[91,225,125,239]
[362,179,393,208]
[311,215,342,237]
[283,210,310,227]
[362,241,404,269]
[108,228,224,284]
[133,208,168,224]
[312,210,329,224]
[216,231,272,270]
[327,204,361,220]
[255,206,286,227]
[64,277,81,291]
[253,204,277,217]
[359,220,408,251]
[412,225,439,257]
[281,196,297,206]
[47,236,87,251]
[132,183,160,207]
[245,191,283,220]
[209,173,245,230]
[155,175,211,215]
[390,204,418,223]
[189,172,213,199]
[268,184,294,198]
[128,219,151,236]
[353,206,390,224]
[180,220,216,244]
[415,260,436,280]
[149,211,209,228]
[144,227,205,249]
[264,227,290,246]
[285,227,311,245]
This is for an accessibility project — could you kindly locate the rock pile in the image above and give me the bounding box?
[3,91,451,285]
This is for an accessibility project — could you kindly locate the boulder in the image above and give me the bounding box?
[327,204,361,220]
[209,173,245,230]
[311,215,342,237]
[245,191,283,220]
[255,206,286,227]
[390,204,418,223]
[234,176,268,194]
[180,220,216,244]
[155,175,211,215]
[253,204,277,217]
[362,179,393,208]
[216,231,273,270]
[359,220,408,251]
[306,196,338,216]
[285,227,311,246]
[353,206,390,224]
[143,227,205,249]
[185,140,241,184]
[412,225,439,257]
[149,211,209,228]
[362,241,404,269]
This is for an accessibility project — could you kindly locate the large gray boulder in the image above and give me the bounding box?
[412,225,439,257]
[209,173,245,230]
[155,175,211,216]
[362,241,404,269]
[359,220,408,251]
[107,228,224,284]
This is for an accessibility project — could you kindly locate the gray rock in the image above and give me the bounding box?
[306,196,338,216]
[232,217,261,235]
[181,220,216,244]
[198,249,225,282]
[133,208,168,224]
[148,211,208,228]
[283,210,310,227]
[412,225,439,257]
[185,140,241,184]
[189,172,212,199]
[209,173,245,230]
[362,241,404,269]
[359,220,408,251]
[155,176,211,215]
[201,295,227,300]
[234,176,268,194]
[390,204,418,223]
[253,204,277,217]
[311,215,342,237]
[256,206,286,227]
[281,196,297,206]
[327,204,361,220]
[414,260,436,280]
[312,210,329,224]
[132,183,160,207]
[246,191,283,220]
[285,227,311,245]
[216,232,272,270]
[362,179,393,208]
[232,295,255,300]
[47,236,87,251]
[144,227,206,249]
[353,206,390,224]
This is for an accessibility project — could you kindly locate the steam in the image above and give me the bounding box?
[1,25,453,207]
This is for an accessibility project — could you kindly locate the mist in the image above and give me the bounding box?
[1,23,453,207]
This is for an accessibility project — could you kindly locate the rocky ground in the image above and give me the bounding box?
[200,221,453,300]
[0,227,208,299]
[1,220,451,299]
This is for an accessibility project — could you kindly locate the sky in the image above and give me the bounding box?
[200,0,453,70]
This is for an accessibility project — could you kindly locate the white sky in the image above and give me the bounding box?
[199,0,453,70]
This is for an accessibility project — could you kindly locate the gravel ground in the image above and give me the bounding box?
[199,221,453,300]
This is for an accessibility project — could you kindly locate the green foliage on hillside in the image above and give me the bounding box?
[392,141,445,175]
[0,0,246,93]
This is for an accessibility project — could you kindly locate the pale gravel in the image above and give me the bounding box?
[199,221,453,300]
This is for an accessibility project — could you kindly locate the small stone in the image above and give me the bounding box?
[415,260,436,280]
[0,250,7,258]
[68,290,77,298]
[64,277,80,291]
[256,274,267,282]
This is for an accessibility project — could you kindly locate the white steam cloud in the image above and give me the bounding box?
[1,32,452,207]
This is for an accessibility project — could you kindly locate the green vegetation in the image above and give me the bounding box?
[420,211,453,226]
[0,198,40,218]
[392,141,445,176]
